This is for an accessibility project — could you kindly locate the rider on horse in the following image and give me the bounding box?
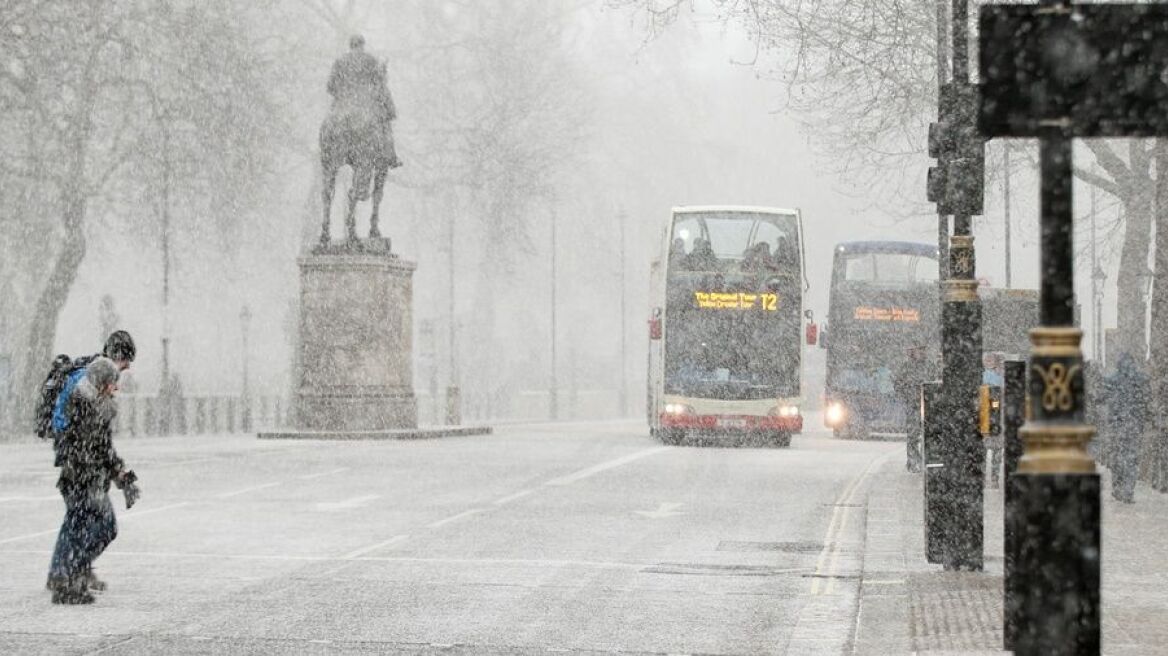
[327,35,400,168]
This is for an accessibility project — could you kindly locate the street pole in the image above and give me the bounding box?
[937,0,951,281]
[1011,126,1101,655]
[923,0,953,564]
[1091,182,1099,362]
[619,209,628,418]
[240,304,251,432]
[1002,359,1025,650]
[550,205,559,421]
[159,130,173,436]
[940,0,985,571]
[1004,143,1012,288]
[446,207,460,426]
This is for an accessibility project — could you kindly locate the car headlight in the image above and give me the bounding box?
[664,403,695,415]
[825,402,845,425]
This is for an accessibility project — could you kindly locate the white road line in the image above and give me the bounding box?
[215,482,281,499]
[0,496,59,503]
[299,467,349,480]
[543,446,669,487]
[0,527,60,545]
[341,534,409,560]
[0,550,650,570]
[810,456,885,595]
[0,501,191,545]
[427,508,483,529]
[316,494,380,511]
[493,489,535,505]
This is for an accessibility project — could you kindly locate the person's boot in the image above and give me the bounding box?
[84,569,107,592]
[45,575,68,592]
[51,577,94,605]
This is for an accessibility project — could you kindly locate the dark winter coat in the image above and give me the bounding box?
[56,380,123,494]
[1107,355,1150,433]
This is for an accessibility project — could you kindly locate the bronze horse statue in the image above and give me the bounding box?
[319,66,400,247]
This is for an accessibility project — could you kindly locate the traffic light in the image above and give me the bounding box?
[950,83,986,216]
[927,82,985,216]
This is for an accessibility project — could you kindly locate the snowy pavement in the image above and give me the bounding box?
[2,424,1165,654]
[1,423,893,655]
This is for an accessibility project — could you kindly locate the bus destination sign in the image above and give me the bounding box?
[853,306,921,322]
[694,291,779,312]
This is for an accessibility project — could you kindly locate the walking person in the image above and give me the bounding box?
[1106,353,1149,503]
[893,344,932,473]
[45,358,136,604]
[42,332,136,595]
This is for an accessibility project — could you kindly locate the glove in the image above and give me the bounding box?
[123,481,141,509]
[118,470,140,509]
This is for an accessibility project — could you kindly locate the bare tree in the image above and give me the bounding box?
[0,0,285,430]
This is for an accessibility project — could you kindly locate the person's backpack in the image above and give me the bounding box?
[34,354,92,439]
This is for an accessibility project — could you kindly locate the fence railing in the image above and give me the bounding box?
[115,394,290,437]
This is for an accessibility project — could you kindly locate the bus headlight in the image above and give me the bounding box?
[663,403,695,415]
[770,404,800,417]
[825,402,845,426]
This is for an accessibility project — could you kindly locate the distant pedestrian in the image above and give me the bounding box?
[1105,353,1148,504]
[983,353,1005,488]
[893,344,932,472]
[46,358,136,604]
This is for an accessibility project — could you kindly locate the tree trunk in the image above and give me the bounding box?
[1148,141,1168,491]
[1115,177,1154,361]
[16,192,88,434]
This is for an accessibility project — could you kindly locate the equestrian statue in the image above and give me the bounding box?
[319,34,402,249]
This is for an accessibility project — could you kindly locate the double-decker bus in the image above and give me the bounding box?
[823,241,940,439]
[647,206,808,447]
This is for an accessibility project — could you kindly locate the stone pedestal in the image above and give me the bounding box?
[295,249,418,431]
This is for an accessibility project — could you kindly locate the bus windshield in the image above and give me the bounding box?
[842,252,937,286]
[668,211,799,273]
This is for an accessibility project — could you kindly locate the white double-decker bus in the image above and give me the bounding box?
[647,206,808,447]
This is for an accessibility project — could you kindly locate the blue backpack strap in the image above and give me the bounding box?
[51,368,87,433]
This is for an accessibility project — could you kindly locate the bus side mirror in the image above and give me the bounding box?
[819,326,828,349]
[649,308,662,340]
[805,322,818,346]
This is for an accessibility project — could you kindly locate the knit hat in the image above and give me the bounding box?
[87,357,120,390]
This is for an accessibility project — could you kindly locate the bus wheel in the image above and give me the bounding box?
[771,432,792,448]
[659,428,682,446]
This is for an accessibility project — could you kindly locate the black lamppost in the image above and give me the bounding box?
[240,304,252,432]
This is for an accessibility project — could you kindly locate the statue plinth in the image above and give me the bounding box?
[295,248,417,431]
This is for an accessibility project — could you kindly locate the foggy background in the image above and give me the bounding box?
[0,0,1125,427]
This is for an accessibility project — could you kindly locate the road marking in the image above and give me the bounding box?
[0,496,59,503]
[634,502,685,519]
[493,489,535,505]
[299,467,349,480]
[427,508,483,528]
[316,494,380,511]
[122,501,193,519]
[543,446,668,487]
[0,549,651,570]
[341,535,409,560]
[216,482,281,499]
[0,501,190,545]
[810,456,885,595]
